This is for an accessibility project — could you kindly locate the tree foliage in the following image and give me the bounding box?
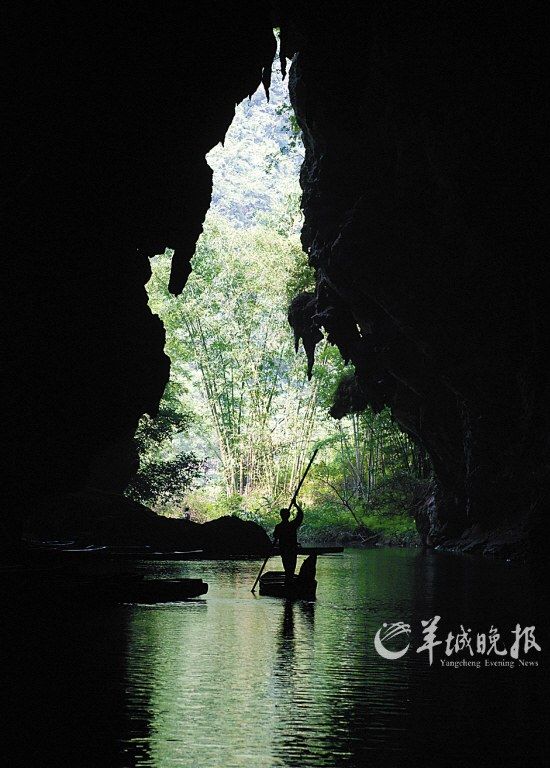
[133,58,428,537]
[125,383,203,509]
[147,208,320,504]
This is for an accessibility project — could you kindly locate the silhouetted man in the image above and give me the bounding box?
[273,500,304,585]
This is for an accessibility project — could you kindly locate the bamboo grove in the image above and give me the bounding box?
[127,61,428,536]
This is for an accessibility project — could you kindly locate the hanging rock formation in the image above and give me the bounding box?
[4,3,276,548]
[283,2,548,555]
[4,3,547,557]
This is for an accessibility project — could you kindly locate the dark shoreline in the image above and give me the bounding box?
[22,490,531,568]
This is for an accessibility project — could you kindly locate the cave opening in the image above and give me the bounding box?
[5,5,547,765]
[130,49,426,547]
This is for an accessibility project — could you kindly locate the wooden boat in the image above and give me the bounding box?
[259,571,317,600]
[119,577,208,603]
[22,543,109,568]
[24,541,108,554]
[1,572,208,605]
[255,548,341,600]
[110,548,204,560]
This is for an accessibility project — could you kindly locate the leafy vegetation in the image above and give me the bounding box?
[127,60,428,541]
[147,210,321,504]
[125,383,204,510]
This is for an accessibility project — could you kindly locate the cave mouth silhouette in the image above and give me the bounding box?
[139,53,320,518]
[4,4,546,562]
[139,60,422,537]
[3,7,547,766]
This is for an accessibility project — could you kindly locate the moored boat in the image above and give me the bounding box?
[121,577,208,603]
[1,571,208,605]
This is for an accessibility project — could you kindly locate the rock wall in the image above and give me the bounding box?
[5,3,547,556]
[283,2,548,552]
[4,3,276,545]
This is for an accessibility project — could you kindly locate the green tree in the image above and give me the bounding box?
[147,209,319,503]
[125,382,203,509]
[137,54,423,539]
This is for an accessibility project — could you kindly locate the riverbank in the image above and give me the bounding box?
[23,490,422,563]
[24,490,271,558]
[433,521,530,562]
[27,490,530,562]
[298,524,421,549]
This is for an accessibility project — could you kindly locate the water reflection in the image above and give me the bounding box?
[1,602,151,767]
[1,550,545,766]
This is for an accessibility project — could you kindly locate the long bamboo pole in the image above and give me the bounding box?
[251,448,319,593]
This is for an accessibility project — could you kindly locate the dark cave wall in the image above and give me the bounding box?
[283,2,548,547]
[3,3,276,540]
[4,2,547,553]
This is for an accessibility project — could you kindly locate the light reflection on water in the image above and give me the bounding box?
[2,549,546,767]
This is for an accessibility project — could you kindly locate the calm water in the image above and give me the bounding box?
[2,549,546,767]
